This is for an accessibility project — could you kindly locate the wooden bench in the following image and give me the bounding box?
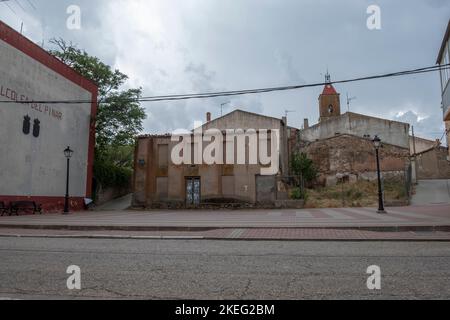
[0,201,8,216]
[9,201,42,216]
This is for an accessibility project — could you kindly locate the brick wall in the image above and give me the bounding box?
[298,134,410,186]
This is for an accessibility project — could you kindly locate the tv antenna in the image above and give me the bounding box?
[220,101,231,117]
[285,110,296,125]
[346,93,357,112]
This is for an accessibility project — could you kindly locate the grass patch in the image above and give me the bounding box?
[305,179,408,208]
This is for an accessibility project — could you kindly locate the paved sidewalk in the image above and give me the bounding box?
[0,204,449,232]
[1,228,450,241]
[411,180,450,205]
[94,194,132,211]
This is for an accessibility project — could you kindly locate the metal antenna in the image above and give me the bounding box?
[346,93,357,112]
[285,110,296,125]
[220,101,231,117]
[285,110,295,118]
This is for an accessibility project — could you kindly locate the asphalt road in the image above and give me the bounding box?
[0,237,449,300]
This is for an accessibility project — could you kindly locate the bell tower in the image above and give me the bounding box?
[319,72,341,122]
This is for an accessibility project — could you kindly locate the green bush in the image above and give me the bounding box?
[94,160,132,189]
[290,188,308,200]
[290,152,318,184]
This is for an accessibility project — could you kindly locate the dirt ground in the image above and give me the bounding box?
[304,180,409,208]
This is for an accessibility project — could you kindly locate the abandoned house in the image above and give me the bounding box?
[132,110,298,208]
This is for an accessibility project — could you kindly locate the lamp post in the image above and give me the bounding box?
[372,136,386,214]
[63,146,74,214]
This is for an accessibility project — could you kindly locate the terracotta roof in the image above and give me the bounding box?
[321,84,338,95]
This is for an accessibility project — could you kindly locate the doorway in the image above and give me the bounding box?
[186,177,201,207]
[256,175,276,205]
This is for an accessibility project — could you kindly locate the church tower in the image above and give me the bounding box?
[319,72,341,122]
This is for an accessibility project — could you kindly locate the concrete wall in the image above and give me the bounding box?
[0,23,96,210]
[301,112,410,149]
[409,136,439,155]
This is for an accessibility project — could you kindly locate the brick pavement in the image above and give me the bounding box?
[0,227,449,241]
[0,204,449,230]
[0,204,449,240]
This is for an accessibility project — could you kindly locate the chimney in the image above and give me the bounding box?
[436,139,441,147]
[304,118,309,129]
[206,112,212,123]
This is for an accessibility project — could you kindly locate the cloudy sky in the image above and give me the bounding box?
[1,0,449,141]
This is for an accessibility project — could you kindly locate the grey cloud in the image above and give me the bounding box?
[274,50,306,85]
[395,110,446,142]
[2,0,449,139]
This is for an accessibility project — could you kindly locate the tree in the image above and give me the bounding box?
[49,39,146,191]
[291,152,318,184]
[49,38,146,153]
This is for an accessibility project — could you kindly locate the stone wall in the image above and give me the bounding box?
[95,184,131,206]
[299,134,410,186]
[416,146,450,179]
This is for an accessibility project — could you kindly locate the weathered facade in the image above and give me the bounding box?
[133,110,295,208]
[300,134,410,186]
[416,146,450,179]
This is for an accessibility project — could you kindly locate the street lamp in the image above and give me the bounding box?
[63,146,74,214]
[372,136,386,214]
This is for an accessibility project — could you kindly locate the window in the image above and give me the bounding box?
[158,144,168,168]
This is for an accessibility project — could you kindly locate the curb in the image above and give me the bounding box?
[1,224,450,232]
[0,234,206,240]
[1,233,450,242]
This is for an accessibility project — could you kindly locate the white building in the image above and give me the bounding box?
[0,20,98,211]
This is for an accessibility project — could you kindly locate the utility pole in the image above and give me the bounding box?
[411,126,418,185]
